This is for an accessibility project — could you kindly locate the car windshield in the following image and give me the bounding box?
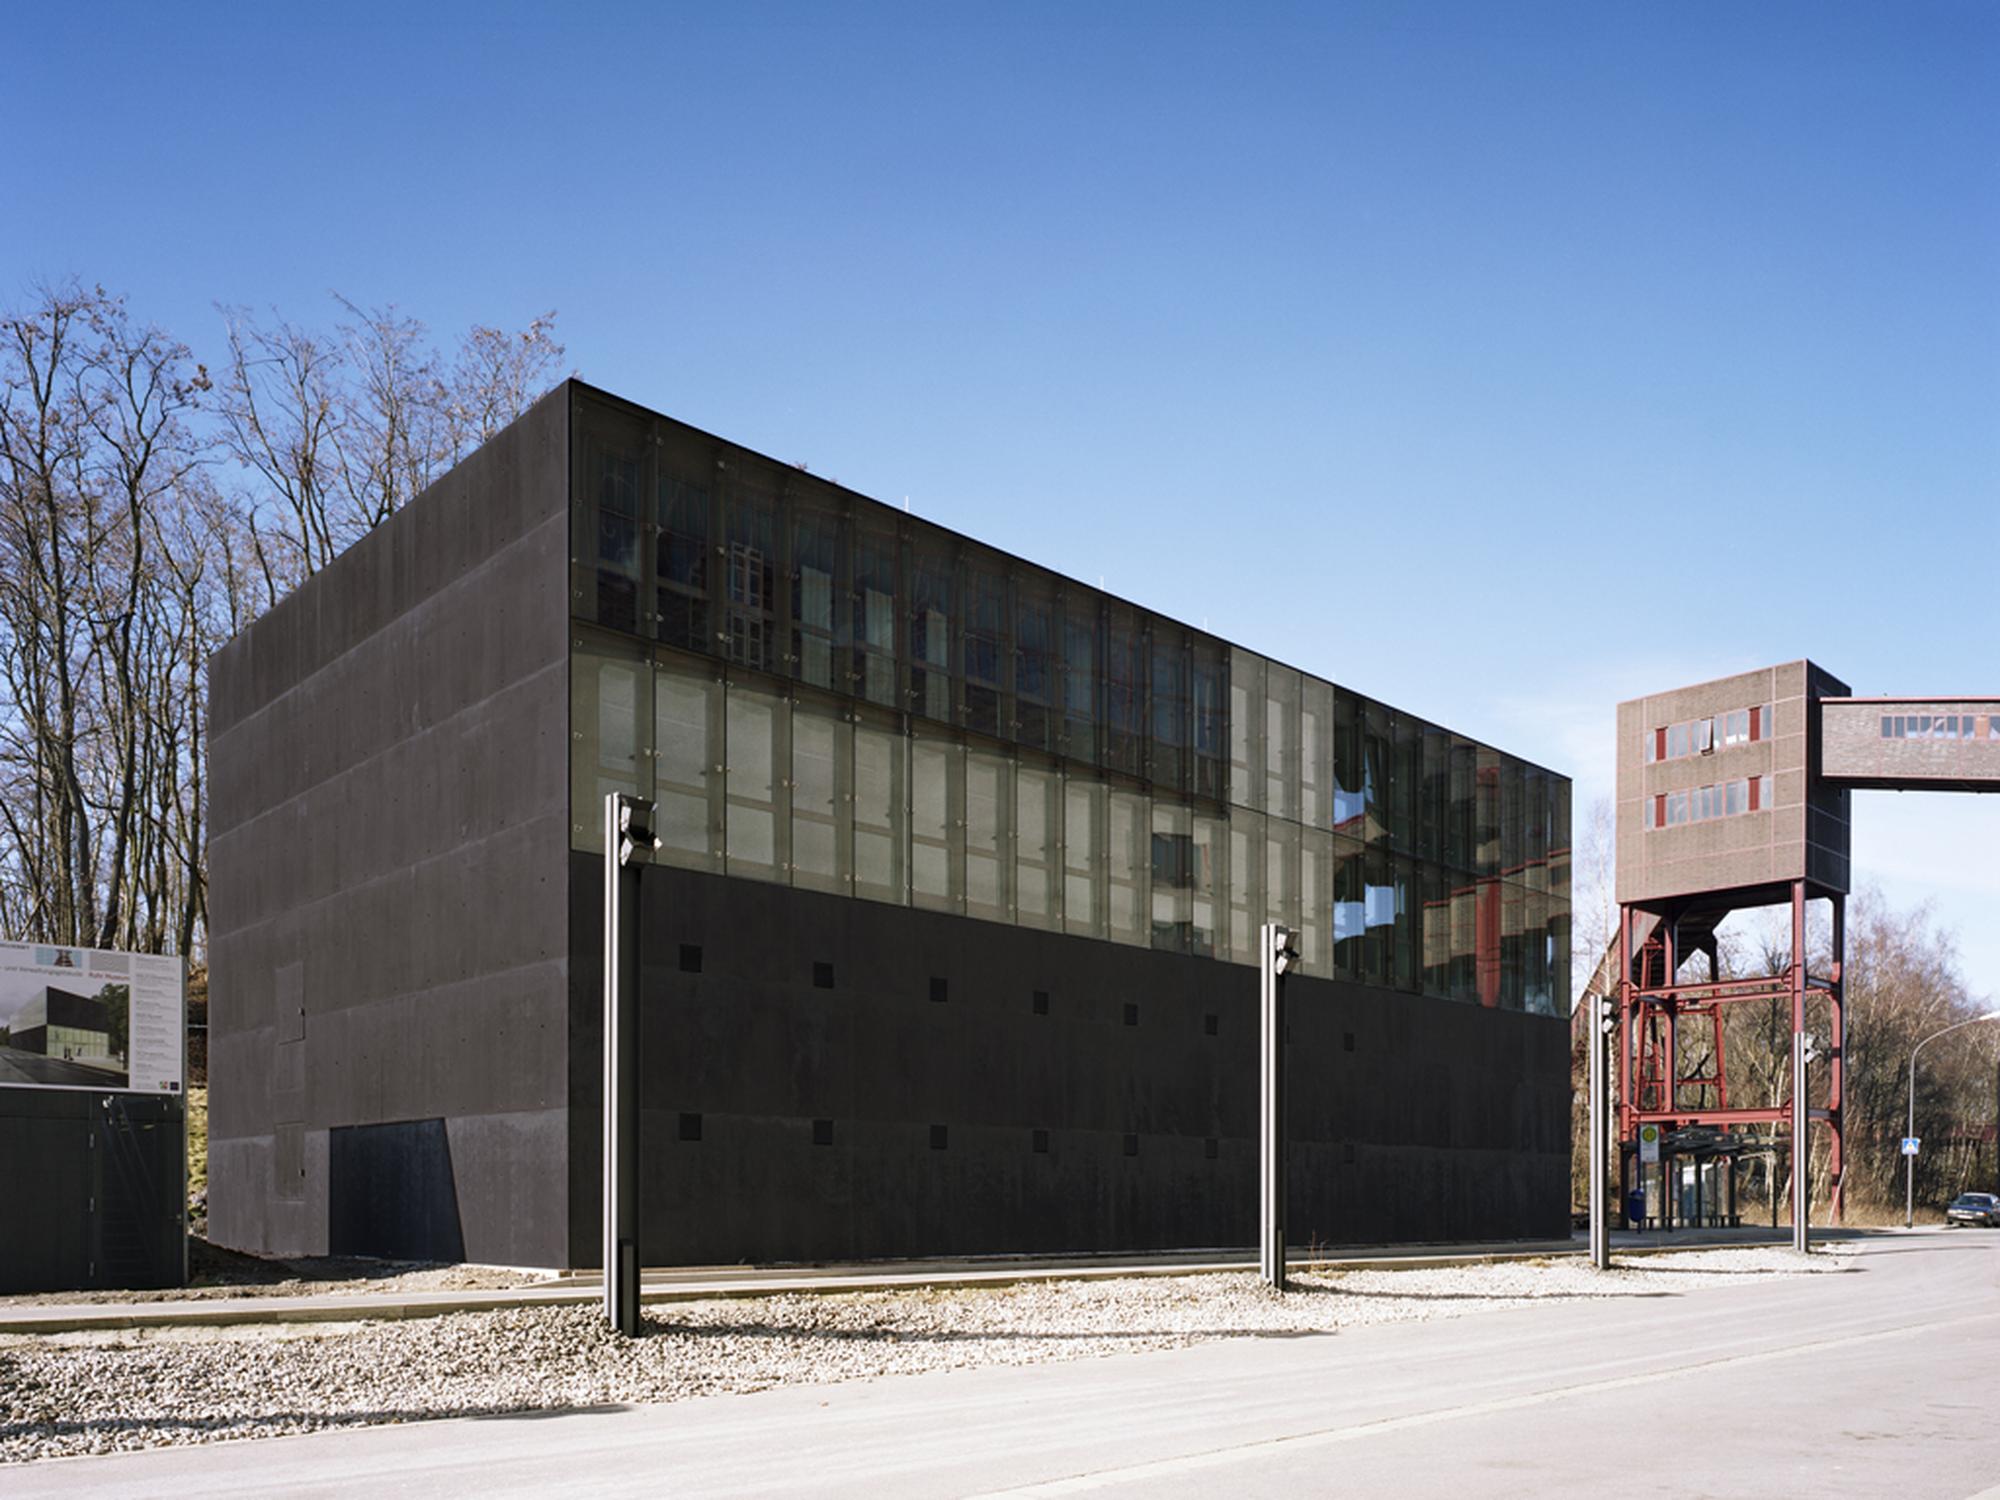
[1953,1194,1996,1207]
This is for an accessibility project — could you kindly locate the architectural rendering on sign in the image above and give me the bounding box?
[207,382,1573,1269]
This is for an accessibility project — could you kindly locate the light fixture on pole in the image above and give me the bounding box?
[1793,1031,1817,1255]
[1588,990,1616,1270]
[604,793,657,1336]
[1904,1009,2000,1230]
[1260,922,1299,1292]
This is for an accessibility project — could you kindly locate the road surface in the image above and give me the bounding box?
[0,1045,125,1088]
[9,1229,1997,1499]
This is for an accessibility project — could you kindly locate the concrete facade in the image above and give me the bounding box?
[1615,660,1851,911]
[207,388,573,1266]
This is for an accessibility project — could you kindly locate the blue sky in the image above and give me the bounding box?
[8,2,1997,992]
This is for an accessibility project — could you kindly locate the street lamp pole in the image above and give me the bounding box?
[1905,1009,2000,1230]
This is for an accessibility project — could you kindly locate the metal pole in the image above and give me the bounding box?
[1906,1049,1918,1230]
[604,793,654,1336]
[1903,1011,2000,1231]
[1792,1031,1810,1255]
[1588,991,1609,1268]
[1259,922,1295,1291]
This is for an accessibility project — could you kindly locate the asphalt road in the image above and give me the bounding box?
[0,1045,124,1088]
[11,1230,1998,1499]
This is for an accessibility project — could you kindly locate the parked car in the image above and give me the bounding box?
[1945,1192,2000,1228]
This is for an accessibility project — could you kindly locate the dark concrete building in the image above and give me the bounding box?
[208,381,1573,1269]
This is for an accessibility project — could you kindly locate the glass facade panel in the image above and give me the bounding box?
[1149,628,1189,793]
[909,536,954,723]
[1108,787,1150,947]
[1103,607,1145,779]
[1332,689,1366,835]
[1266,817,1301,952]
[725,677,788,881]
[1300,678,1331,831]
[567,389,1570,1011]
[656,438,711,654]
[851,519,899,709]
[1016,763,1062,930]
[1229,648,1266,812]
[911,733,964,912]
[1192,811,1226,958]
[1300,827,1332,979]
[962,551,1009,740]
[722,465,779,674]
[1265,665,1301,823]
[790,500,843,691]
[1150,802,1193,955]
[1060,598,1099,764]
[790,694,850,894]
[571,639,653,852]
[1064,778,1106,939]
[853,714,906,905]
[1013,573,1057,753]
[1191,639,1226,803]
[1228,811,1266,964]
[655,655,722,869]
[965,742,1014,923]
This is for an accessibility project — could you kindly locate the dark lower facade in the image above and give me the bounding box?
[0,1089,184,1293]
[563,860,1569,1265]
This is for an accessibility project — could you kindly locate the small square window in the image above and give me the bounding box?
[679,943,703,974]
[1204,1137,1219,1161]
[929,976,949,1004]
[678,1112,702,1142]
[1032,989,1050,1015]
[1123,1003,1139,1027]
[1204,1014,1218,1037]
[1032,1128,1049,1155]
[812,1118,834,1146]
[1123,1133,1139,1157]
[812,961,835,990]
[929,1124,948,1151]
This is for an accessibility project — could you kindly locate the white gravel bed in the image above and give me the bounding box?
[0,1246,1849,1464]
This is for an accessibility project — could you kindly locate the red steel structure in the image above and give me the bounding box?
[1613,669,1999,1229]
[1615,885,1845,1221]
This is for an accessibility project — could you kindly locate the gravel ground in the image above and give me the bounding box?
[0,1246,1850,1465]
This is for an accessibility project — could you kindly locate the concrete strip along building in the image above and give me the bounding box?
[208,381,1573,1269]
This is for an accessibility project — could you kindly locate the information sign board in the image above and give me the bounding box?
[1639,1122,1661,1163]
[1901,1136,1921,1157]
[0,941,184,1094]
